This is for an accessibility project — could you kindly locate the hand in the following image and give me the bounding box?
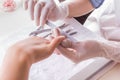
[23,0,69,26]
[6,36,65,64]
[0,36,64,80]
[51,29,102,63]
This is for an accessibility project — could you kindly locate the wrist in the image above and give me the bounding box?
[100,41,120,62]
[0,47,32,80]
[57,2,69,20]
[7,45,33,66]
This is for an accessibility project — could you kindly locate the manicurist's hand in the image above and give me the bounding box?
[23,0,68,26]
[51,28,103,63]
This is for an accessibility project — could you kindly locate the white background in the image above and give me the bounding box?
[0,6,35,40]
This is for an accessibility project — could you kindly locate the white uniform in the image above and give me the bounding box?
[84,0,120,41]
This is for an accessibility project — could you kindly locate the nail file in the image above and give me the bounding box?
[46,21,77,42]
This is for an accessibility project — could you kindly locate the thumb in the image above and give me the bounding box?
[49,36,65,51]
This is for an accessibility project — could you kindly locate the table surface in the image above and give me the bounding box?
[98,63,120,80]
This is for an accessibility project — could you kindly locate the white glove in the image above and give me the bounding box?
[100,41,120,63]
[51,29,120,63]
[51,28,102,63]
[23,0,69,26]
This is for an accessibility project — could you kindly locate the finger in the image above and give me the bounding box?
[28,0,36,20]
[23,0,29,10]
[56,28,63,35]
[52,28,61,37]
[40,6,52,26]
[52,28,73,48]
[34,2,44,26]
[49,36,65,52]
[48,36,62,55]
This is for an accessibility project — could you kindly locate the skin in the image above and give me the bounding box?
[0,36,65,80]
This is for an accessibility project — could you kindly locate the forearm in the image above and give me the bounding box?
[100,41,120,62]
[0,49,31,80]
[62,0,94,17]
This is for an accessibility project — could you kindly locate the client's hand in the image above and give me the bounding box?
[0,36,64,80]
[7,36,65,63]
